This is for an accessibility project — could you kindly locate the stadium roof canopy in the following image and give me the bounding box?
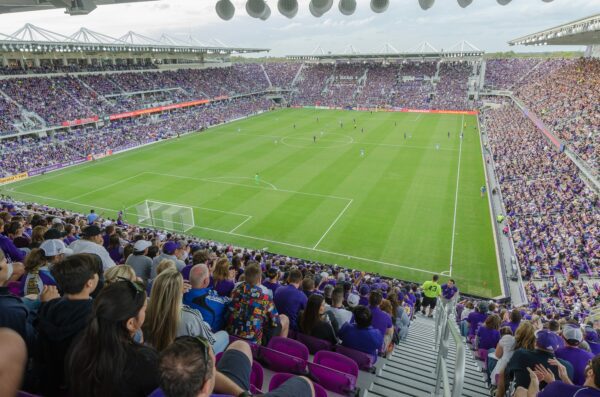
[0,24,269,56]
[0,0,154,16]
[509,13,600,46]
[287,40,483,61]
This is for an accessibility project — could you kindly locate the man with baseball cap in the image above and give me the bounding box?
[151,240,186,279]
[505,329,574,391]
[69,225,115,271]
[556,324,596,385]
[125,240,153,282]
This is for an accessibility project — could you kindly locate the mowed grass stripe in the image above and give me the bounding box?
[6,109,500,296]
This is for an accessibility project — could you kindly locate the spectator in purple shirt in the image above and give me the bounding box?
[516,355,600,397]
[477,314,501,351]
[555,325,595,385]
[338,305,383,362]
[262,266,281,298]
[441,279,458,301]
[502,309,522,335]
[467,301,489,338]
[274,269,307,331]
[210,257,235,298]
[0,219,25,263]
[369,290,393,356]
[358,284,370,306]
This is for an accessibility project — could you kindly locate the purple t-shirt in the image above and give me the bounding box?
[538,381,600,397]
[477,326,500,350]
[555,347,595,385]
[262,280,280,296]
[441,284,458,300]
[359,296,369,306]
[274,285,307,331]
[338,323,383,361]
[467,311,487,336]
[369,306,393,337]
[214,279,235,298]
[501,320,521,335]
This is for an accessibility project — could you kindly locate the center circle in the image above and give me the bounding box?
[280,132,354,149]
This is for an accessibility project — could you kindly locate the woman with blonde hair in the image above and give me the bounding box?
[495,321,537,396]
[211,257,235,297]
[104,265,137,285]
[142,269,228,353]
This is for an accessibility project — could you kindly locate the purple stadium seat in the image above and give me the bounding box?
[17,392,42,397]
[149,387,233,397]
[269,373,327,397]
[477,349,488,370]
[296,332,333,355]
[260,337,309,373]
[310,351,358,395]
[335,344,376,372]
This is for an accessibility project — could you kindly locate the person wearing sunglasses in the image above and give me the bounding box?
[66,278,159,397]
[515,355,600,397]
[159,336,315,397]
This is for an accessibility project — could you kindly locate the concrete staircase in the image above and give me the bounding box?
[364,315,490,397]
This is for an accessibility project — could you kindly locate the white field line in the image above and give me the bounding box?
[229,216,253,233]
[134,198,253,218]
[312,199,353,249]
[146,172,353,202]
[70,172,147,201]
[208,176,278,191]
[8,188,440,275]
[449,115,464,276]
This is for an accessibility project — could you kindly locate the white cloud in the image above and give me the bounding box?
[0,0,595,56]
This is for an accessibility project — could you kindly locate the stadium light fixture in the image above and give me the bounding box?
[370,0,389,13]
[338,0,356,15]
[310,0,333,17]
[216,0,235,20]
[278,0,298,18]
[457,0,473,8]
[246,0,267,18]
[418,0,435,10]
[497,0,511,4]
[260,4,272,20]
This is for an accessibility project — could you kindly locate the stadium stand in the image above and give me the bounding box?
[0,53,599,397]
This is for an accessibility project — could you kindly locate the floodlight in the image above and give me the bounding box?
[260,4,271,20]
[310,0,333,16]
[278,0,298,18]
[246,0,267,18]
[541,0,554,2]
[497,0,511,4]
[457,0,473,8]
[215,0,235,20]
[338,0,356,15]
[370,0,389,13]
[418,0,435,10]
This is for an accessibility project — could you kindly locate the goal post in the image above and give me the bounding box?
[135,200,195,233]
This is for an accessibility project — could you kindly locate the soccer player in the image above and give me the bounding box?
[480,185,486,198]
[313,135,316,143]
[293,124,296,129]
[448,131,450,139]
[435,144,440,151]
[360,149,365,157]
[404,132,406,139]
[255,173,260,185]
[361,127,364,133]
[316,117,319,123]
[394,121,397,127]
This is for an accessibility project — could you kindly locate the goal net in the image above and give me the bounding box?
[135,200,194,233]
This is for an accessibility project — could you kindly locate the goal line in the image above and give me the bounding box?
[135,199,195,233]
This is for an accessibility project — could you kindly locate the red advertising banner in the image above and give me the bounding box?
[399,108,478,115]
[61,116,99,127]
[108,98,213,121]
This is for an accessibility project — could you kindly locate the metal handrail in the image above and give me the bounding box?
[433,299,465,397]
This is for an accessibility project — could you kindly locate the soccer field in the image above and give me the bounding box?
[4,108,501,297]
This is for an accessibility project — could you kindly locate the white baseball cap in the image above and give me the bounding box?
[133,240,152,252]
[40,239,73,257]
[347,293,360,308]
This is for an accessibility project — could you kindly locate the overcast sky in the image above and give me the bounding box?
[0,0,597,56]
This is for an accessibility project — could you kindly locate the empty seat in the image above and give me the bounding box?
[310,351,358,395]
[259,337,309,373]
[335,344,376,372]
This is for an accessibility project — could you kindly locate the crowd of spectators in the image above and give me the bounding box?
[484,104,599,317]
[0,196,422,396]
[0,95,273,177]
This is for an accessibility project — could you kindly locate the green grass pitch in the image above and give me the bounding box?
[4,108,501,297]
